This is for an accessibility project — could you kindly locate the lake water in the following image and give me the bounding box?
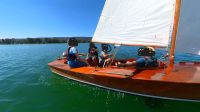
[0,43,200,112]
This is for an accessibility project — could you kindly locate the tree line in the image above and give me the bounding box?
[0,37,92,44]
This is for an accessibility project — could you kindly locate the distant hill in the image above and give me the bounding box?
[0,37,92,44]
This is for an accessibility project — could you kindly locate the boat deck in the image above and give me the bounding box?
[48,59,200,83]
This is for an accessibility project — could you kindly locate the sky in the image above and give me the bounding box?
[0,0,105,38]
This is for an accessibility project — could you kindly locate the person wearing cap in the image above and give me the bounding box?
[116,47,158,68]
[87,42,99,66]
[99,44,113,67]
[65,38,87,68]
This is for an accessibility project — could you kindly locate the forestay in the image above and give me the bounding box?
[176,0,200,55]
[92,0,176,47]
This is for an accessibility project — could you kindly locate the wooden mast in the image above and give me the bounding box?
[166,0,181,74]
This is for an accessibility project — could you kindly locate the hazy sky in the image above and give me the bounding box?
[0,0,105,38]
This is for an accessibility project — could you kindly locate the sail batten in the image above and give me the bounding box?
[92,0,176,47]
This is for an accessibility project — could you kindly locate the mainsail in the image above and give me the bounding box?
[92,0,176,47]
[176,0,200,55]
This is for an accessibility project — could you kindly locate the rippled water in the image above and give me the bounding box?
[0,43,200,112]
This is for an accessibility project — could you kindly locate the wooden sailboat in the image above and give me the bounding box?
[48,0,200,101]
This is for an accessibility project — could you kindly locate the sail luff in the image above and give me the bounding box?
[166,0,181,74]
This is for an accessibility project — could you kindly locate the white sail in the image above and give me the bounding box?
[176,0,200,55]
[92,0,176,47]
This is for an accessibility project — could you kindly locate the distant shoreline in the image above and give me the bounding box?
[0,37,92,44]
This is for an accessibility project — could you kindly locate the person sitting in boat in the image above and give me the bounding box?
[116,47,158,69]
[99,44,113,67]
[87,42,99,66]
[66,38,87,68]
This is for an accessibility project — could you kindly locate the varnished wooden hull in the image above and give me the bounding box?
[48,59,200,102]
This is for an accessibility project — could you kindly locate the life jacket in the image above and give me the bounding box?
[136,57,158,68]
[145,57,158,67]
[67,47,77,61]
[89,48,98,57]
